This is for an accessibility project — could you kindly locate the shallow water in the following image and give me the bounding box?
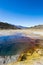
[0,33,25,55]
[0,33,43,65]
[0,33,34,56]
[0,32,42,56]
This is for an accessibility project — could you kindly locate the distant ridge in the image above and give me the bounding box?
[0,22,21,29]
[0,22,43,29]
[16,25,28,29]
[29,25,43,29]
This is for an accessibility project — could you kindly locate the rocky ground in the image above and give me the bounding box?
[7,47,43,65]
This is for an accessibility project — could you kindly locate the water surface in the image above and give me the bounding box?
[0,33,42,56]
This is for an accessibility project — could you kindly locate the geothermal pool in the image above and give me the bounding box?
[0,33,43,65]
[0,33,40,56]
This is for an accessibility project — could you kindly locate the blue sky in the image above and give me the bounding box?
[0,0,43,27]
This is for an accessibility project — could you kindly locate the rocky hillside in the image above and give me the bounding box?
[0,22,21,29]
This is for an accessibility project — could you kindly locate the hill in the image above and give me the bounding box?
[0,22,21,29]
[29,25,43,29]
[0,22,43,29]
